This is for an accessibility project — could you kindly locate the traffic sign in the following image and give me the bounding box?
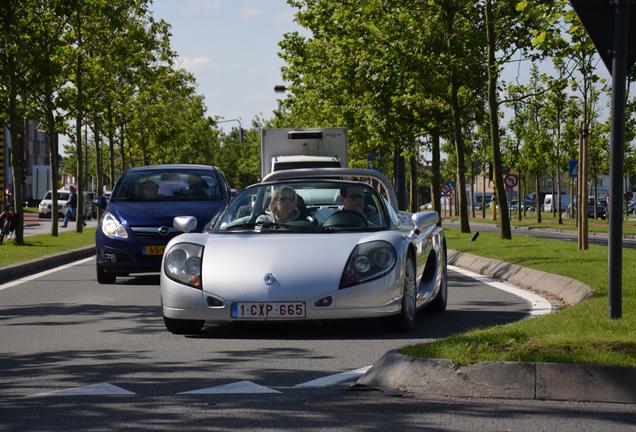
[503,174,518,189]
[568,160,578,178]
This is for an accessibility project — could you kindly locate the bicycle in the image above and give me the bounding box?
[0,209,18,245]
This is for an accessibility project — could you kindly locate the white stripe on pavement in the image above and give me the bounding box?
[27,383,136,397]
[0,256,94,291]
[178,381,281,394]
[448,265,553,316]
[294,365,372,388]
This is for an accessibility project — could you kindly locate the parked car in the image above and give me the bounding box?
[93,164,232,284]
[159,168,447,335]
[38,189,96,220]
[566,197,607,219]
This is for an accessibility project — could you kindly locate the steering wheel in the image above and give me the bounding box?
[322,210,369,228]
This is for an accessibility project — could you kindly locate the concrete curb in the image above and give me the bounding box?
[357,351,636,404]
[447,249,594,306]
[0,245,95,284]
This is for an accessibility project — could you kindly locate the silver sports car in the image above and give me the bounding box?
[160,168,447,334]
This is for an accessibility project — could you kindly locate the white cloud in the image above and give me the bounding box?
[273,9,294,25]
[184,1,220,14]
[240,7,263,20]
[180,56,218,74]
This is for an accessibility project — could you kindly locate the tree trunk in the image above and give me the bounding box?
[45,82,59,236]
[431,130,442,226]
[485,0,511,239]
[75,6,84,233]
[409,153,417,212]
[481,172,486,219]
[450,81,470,233]
[108,104,115,191]
[119,123,126,172]
[536,175,542,223]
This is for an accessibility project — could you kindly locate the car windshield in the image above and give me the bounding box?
[111,169,222,202]
[214,180,389,233]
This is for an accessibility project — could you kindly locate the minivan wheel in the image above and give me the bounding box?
[163,315,204,335]
[96,263,116,284]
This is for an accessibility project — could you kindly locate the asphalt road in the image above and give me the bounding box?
[0,258,633,431]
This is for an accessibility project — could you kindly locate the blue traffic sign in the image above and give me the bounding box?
[568,160,578,177]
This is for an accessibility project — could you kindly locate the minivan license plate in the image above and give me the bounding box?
[145,245,165,256]
[231,302,306,319]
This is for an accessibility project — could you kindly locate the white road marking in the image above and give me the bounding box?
[448,265,553,316]
[0,256,94,291]
[178,381,281,394]
[26,383,136,397]
[294,365,372,388]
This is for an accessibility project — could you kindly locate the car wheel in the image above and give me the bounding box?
[96,263,116,284]
[426,250,448,313]
[394,256,417,331]
[163,315,204,335]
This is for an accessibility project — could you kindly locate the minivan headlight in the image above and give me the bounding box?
[340,241,396,289]
[164,243,204,289]
[101,212,128,239]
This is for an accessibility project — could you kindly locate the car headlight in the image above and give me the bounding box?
[101,212,128,239]
[164,243,204,289]
[340,241,397,289]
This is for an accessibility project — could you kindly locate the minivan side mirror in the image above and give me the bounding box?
[93,196,107,209]
[174,216,198,233]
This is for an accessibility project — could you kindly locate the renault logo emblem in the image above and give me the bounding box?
[158,226,170,236]
[264,273,276,286]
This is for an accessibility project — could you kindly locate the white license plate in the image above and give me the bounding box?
[230,302,306,319]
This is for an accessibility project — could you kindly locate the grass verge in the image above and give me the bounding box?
[0,228,96,267]
[444,214,636,235]
[401,228,636,367]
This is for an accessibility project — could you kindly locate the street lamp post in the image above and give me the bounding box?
[214,118,244,142]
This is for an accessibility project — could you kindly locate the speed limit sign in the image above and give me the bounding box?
[504,174,519,188]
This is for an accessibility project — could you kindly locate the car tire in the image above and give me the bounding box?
[96,263,116,284]
[163,315,204,335]
[394,256,417,331]
[426,249,448,313]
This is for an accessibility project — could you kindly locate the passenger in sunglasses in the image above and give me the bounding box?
[257,186,301,224]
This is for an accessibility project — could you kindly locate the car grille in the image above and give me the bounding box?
[130,227,181,241]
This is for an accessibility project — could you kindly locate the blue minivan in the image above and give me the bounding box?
[94,164,231,284]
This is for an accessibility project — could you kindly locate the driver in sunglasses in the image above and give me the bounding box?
[257,186,301,224]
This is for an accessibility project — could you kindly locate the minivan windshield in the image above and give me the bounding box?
[111,169,222,202]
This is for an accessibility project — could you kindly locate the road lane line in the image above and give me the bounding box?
[0,256,95,291]
[448,265,552,316]
[178,381,281,394]
[294,365,372,388]
[26,383,136,397]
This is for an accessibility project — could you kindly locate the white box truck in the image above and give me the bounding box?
[260,128,348,179]
[543,193,571,212]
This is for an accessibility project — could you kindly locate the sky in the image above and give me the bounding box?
[151,0,302,130]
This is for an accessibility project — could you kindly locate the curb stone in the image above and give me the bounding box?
[357,351,636,404]
[447,249,594,306]
[0,245,95,284]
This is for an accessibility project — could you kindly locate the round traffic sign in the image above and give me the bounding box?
[504,174,518,188]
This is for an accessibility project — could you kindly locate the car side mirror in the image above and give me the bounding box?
[93,196,107,209]
[174,216,198,233]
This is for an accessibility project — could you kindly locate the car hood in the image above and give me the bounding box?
[196,232,379,301]
[109,201,225,231]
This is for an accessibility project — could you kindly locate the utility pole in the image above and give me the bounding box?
[578,123,588,250]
